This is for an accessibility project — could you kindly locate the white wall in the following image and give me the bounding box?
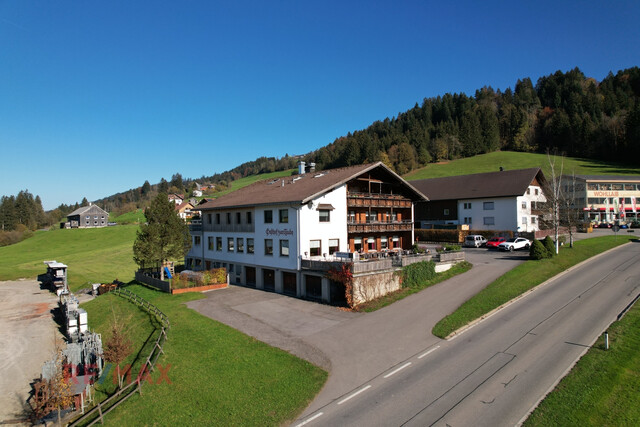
[299,185,348,258]
[458,197,518,231]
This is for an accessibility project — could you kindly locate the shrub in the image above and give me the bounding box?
[400,261,436,288]
[412,243,426,254]
[529,239,548,260]
[415,229,459,243]
[543,236,556,256]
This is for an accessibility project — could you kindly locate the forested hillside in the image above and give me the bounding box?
[302,67,640,173]
[83,66,640,212]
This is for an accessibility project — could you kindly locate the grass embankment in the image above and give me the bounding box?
[404,151,640,181]
[355,261,472,312]
[432,236,635,338]
[0,225,138,291]
[524,298,640,426]
[109,209,146,224]
[204,169,295,199]
[81,284,327,425]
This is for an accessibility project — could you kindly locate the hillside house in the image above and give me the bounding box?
[64,204,109,228]
[411,168,547,233]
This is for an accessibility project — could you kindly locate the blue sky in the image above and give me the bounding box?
[1,1,638,210]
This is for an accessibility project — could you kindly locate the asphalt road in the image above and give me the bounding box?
[295,241,640,426]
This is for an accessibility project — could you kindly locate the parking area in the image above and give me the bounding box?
[0,279,64,424]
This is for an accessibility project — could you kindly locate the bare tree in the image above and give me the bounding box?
[545,151,564,255]
[102,308,133,388]
[559,171,584,248]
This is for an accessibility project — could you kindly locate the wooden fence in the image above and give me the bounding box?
[69,289,169,426]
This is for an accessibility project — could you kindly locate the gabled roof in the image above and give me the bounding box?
[175,201,194,211]
[67,205,108,216]
[410,168,545,201]
[197,162,428,210]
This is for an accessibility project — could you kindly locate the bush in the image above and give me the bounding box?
[529,239,549,260]
[400,261,436,288]
[543,236,556,256]
[415,229,459,243]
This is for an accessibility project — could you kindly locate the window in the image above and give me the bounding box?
[279,209,288,223]
[464,217,472,224]
[329,239,339,254]
[625,184,636,191]
[229,263,234,273]
[483,217,495,225]
[319,210,330,222]
[237,238,244,252]
[483,202,494,210]
[367,237,376,251]
[194,235,201,245]
[264,210,273,224]
[94,215,98,219]
[86,216,90,219]
[612,183,624,191]
[280,240,289,256]
[527,188,531,195]
[380,237,388,250]
[534,189,539,195]
[349,211,355,222]
[522,217,527,225]
[226,212,231,224]
[247,211,252,224]
[353,237,362,252]
[443,209,450,216]
[216,237,222,251]
[265,239,273,255]
[247,238,254,254]
[216,213,220,224]
[367,211,377,223]
[227,238,234,252]
[236,212,241,224]
[309,240,321,256]
[101,215,105,219]
[207,213,212,224]
[531,217,537,224]
[208,236,213,250]
[522,201,527,209]
[463,202,472,209]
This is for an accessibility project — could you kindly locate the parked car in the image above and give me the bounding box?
[498,237,531,251]
[464,234,487,248]
[486,236,506,249]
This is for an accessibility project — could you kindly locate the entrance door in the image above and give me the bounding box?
[263,269,275,292]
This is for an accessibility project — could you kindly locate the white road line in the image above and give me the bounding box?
[418,345,440,359]
[337,385,372,405]
[295,412,324,426]
[383,362,412,378]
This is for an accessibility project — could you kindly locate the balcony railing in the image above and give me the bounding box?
[347,220,413,233]
[347,192,412,208]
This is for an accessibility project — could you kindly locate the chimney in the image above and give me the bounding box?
[308,162,316,173]
[298,161,306,175]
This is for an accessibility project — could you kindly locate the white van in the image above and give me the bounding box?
[464,234,487,248]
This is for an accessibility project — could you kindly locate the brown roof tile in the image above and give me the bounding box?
[198,162,428,210]
[410,168,545,201]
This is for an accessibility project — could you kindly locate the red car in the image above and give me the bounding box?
[486,236,506,248]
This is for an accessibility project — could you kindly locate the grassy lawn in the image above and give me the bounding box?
[109,209,146,224]
[355,261,472,312]
[205,169,295,199]
[0,226,139,291]
[432,236,636,338]
[404,151,640,181]
[80,283,327,426]
[524,298,640,426]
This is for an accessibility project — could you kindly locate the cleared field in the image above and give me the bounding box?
[0,226,139,291]
[404,151,640,181]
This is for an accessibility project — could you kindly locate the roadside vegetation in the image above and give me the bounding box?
[355,261,472,312]
[0,225,138,290]
[524,298,640,426]
[80,283,327,425]
[432,236,636,338]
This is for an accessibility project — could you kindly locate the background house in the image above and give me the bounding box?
[411,168,547,233]
[64,204,109,228]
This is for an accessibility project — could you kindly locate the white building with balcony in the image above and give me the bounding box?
[186,162,428,304]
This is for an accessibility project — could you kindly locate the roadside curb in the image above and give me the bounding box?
[444,241,634,341]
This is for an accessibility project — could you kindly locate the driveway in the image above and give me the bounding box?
[0,280,64,424]
[186,248,529,416]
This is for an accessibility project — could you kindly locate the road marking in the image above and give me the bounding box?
[294,412,323,426]
[383,362,411,378]
[337,385,372,405]
[418,345,440,359]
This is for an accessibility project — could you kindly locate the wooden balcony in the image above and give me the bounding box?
[347,192,412,208]
[347,221,413,233]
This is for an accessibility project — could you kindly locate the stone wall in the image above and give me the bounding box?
[351,270,401,306]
